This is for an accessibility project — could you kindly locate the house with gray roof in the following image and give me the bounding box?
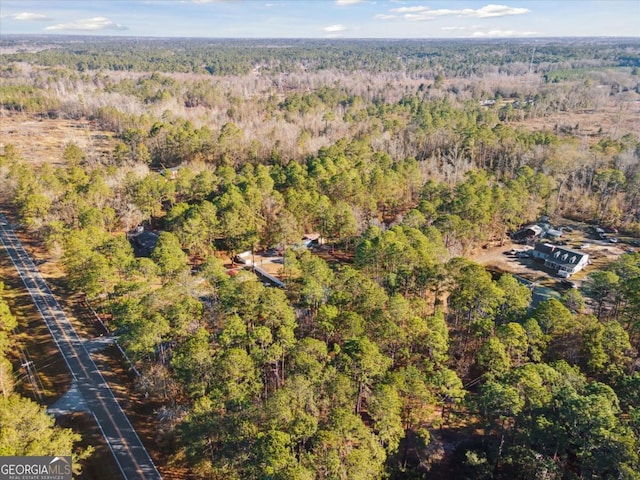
[532,243,589,278]
[128,229,159,257]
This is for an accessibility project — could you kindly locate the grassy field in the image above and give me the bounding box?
[0,114,116,166]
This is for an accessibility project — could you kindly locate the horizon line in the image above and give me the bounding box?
[3,34,640,41]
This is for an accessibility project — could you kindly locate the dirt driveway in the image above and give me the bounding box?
[473,241,533,276]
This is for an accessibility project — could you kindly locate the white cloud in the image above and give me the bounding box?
[472,29,539,37]
[375,14,398,20]
[336,0,363,5]
[45,17,128,31]
[468,4,530,18]
[400,9,459,21]
[391,6,429,13]
[405,13,435,21]
[5,12,52,21]
[385,4,529,21]
[323,24,347,33]
[441,26,468,31]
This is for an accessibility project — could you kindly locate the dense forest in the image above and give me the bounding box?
[1,36,640,479]
[3,36,640,76]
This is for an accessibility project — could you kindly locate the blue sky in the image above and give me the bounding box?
[1,1,638,38]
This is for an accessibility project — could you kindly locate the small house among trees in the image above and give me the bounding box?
[302,233,324,247]
[128,228,160,257]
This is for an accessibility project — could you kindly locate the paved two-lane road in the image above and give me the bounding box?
[0,213,161,480]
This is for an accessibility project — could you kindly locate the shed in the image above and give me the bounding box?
[512,224,542,241]
[302,233,324,247]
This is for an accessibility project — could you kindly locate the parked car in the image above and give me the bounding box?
[608,237,619,243]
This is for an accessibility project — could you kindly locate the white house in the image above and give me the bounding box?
[532,243,589,277]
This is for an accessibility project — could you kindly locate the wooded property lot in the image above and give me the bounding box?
[1,36,640,479]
